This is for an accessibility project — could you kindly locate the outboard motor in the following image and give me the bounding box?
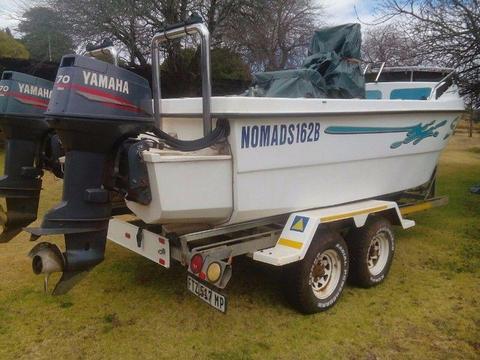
[26,55,154,294]
[0,72,60,242]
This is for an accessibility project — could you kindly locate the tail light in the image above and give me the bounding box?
[190,254,204,274]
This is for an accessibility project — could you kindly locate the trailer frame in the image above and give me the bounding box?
[107,192,448,313]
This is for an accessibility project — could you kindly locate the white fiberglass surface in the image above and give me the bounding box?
[227,151,441,224]
[138,110,459,226]
[160,95,464,117]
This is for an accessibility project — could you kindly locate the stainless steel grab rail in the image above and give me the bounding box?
[83,46,119,67]
[362,63,370,76]
[151,23,212,135]
[375,62,386,82]
[428,70,455,100]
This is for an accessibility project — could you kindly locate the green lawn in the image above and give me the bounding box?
[0,134,479,360]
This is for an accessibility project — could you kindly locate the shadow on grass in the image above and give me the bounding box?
[98,250,289,310]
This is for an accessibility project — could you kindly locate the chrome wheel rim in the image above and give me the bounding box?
[367,231,390,276]
[309,249,342,300]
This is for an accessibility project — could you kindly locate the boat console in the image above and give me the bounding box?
[365,66,457,100]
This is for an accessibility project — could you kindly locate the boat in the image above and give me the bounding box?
[1,18,463,294]
[125,28,463,225]
[127,69,463,225]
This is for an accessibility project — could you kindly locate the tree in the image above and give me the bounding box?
[18,7,74,62]
[52,0,150,66]
[47,0,323,73]
[362,23,425,66]
[192,0,244,45]
[0,30,30,59]
[211,47,250,81]
[374,0,480,108]
[224,0,323,71]
[159,45,250,96]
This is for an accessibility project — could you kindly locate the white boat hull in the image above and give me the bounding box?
[126,97,462,225]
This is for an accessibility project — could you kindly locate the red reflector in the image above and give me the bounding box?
[199,272,206,280]
[190,254,203,274]
[125,232,131,239]
[158,237,165,244]
[159,258,165,265]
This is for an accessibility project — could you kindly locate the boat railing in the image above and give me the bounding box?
[362,62,387,79]
[362,63,370,75]
[151,15,212,135]
[375,62,386,82]
[83,39,119,67]
[428,70,456,100]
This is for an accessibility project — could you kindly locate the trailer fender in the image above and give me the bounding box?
[253,200,414,266]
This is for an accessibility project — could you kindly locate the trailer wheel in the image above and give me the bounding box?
[285,230,349,314]
[346,216,395,288]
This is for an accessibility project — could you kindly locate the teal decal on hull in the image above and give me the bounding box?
[443,117,459,140]
[325,120,448,149]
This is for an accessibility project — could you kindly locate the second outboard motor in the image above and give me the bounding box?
[0,72,56,242]
[27,55,153,294]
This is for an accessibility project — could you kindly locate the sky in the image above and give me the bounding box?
[0,0,377,34]
[321,0,377,25]
[0,0,27,31]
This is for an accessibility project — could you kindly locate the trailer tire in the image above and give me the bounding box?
[284,230,349,314]
[346,216,395,288]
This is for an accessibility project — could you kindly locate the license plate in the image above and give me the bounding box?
[187,275,227,313]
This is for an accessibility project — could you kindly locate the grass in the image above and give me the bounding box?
[0,134,479,360]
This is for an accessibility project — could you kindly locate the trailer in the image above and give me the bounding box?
[1,15,460,313]
[107,195,448,314]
